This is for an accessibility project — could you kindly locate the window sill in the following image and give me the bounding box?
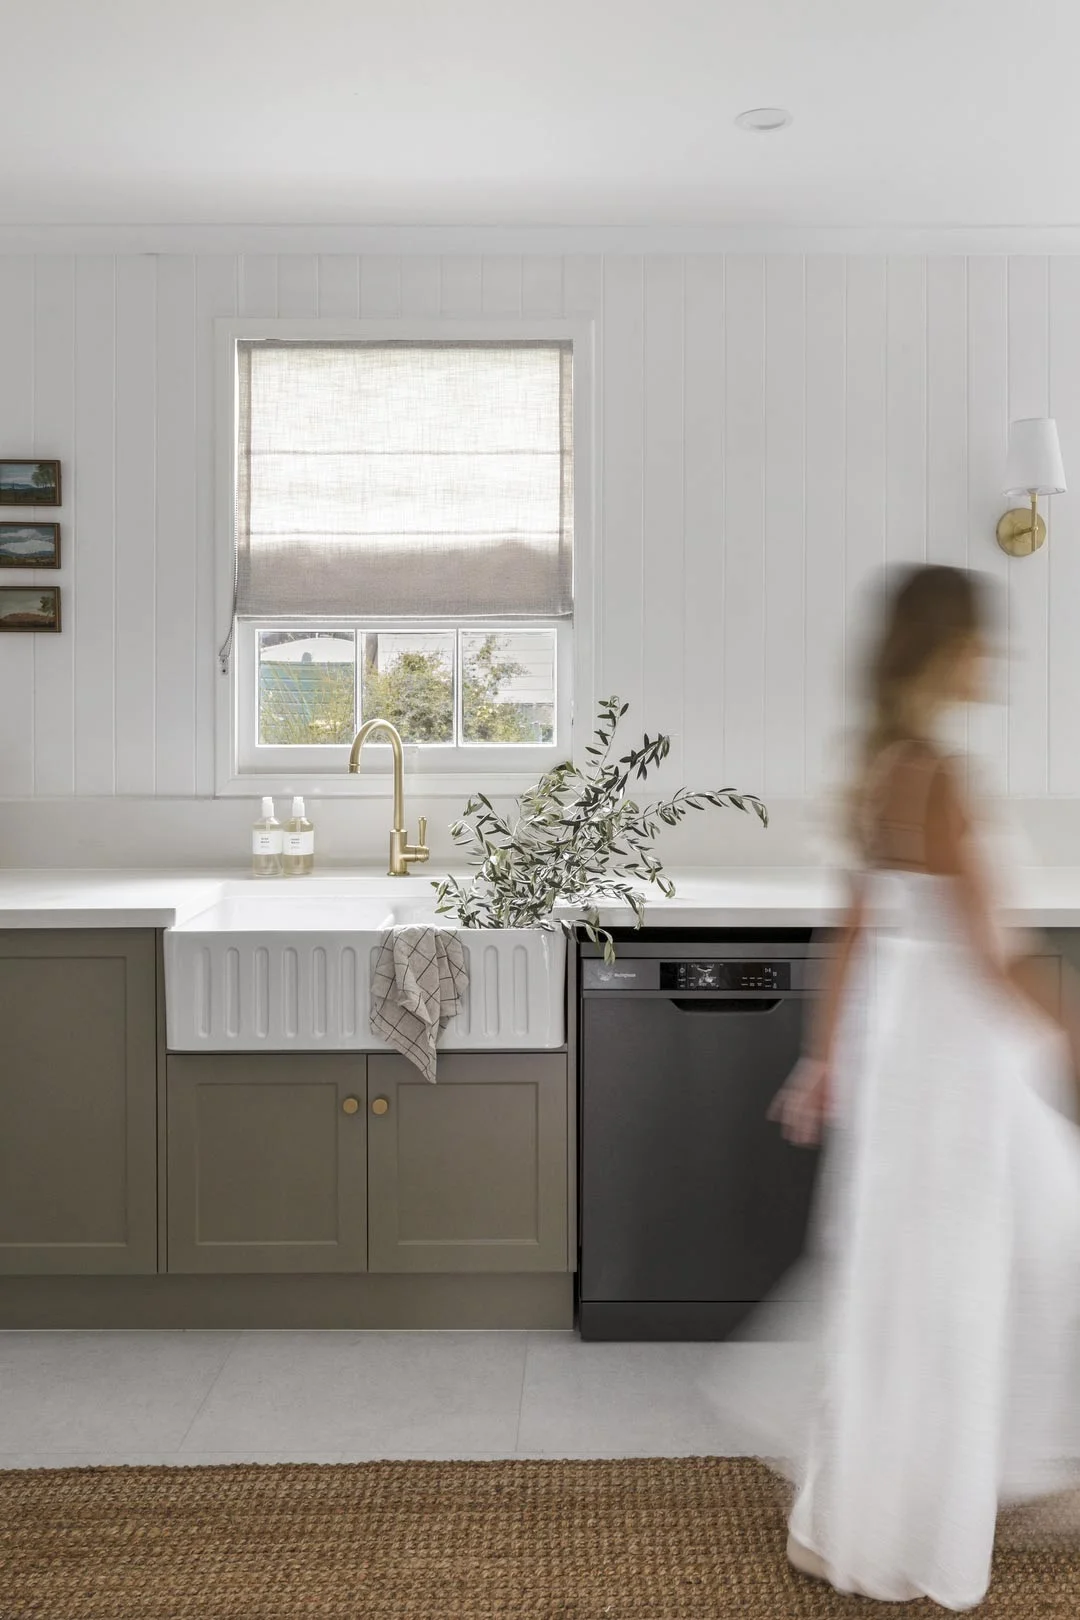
[215,770,555,801]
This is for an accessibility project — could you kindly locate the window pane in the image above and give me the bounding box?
[461,631,556,745]
[258,631,356,745]
[361,632,455,745]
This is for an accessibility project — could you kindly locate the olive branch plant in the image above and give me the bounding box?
[433,697,768,962]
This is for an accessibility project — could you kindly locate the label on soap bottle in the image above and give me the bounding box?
[285,831,315,856]
[253,829,283,855]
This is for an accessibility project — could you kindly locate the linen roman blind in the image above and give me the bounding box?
[234,339,573,620]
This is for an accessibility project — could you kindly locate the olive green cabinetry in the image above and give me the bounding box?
[0,928,571,1282]
[0,930,158,1275]
[164,1051,569,1275]
[166,1054,369,1274]
[366,1054,569,1274]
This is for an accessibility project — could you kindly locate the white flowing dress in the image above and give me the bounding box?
[700,828,1080,1610]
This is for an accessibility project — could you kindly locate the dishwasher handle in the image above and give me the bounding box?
[669,997,783,1014]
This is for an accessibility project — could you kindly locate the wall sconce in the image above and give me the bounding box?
[996,417,1067,557]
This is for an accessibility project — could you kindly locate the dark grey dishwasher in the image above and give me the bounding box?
[578,935,826,1340]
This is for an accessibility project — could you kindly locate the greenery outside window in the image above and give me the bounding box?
[256,627,558,748]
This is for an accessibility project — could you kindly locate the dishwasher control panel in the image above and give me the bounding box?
[659,960,791,992]
[581,957,798,992]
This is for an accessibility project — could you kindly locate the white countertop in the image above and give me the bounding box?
[4,864,1080,929]
[0,871,230,929]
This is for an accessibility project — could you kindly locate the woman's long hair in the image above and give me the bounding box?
[846,565,992,855]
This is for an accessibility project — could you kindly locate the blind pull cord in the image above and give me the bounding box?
[219,566,238,674]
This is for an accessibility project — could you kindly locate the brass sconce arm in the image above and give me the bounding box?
[996,490,1045,558]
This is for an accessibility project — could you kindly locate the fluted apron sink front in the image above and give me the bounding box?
[163,878,566,1052]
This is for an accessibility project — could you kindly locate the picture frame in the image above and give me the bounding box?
[0,523,60,569]
[0,586,61,633]
[0,460,62,507]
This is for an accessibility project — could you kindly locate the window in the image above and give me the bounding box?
[254,627,558,748]
[222,334,577,787]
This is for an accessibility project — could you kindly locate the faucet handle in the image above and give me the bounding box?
[417,816,428,849]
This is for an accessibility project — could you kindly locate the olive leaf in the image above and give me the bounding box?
[433,697,767,961]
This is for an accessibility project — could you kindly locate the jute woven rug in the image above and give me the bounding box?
[0,1456,1077,1619]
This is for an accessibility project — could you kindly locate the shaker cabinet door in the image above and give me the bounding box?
[366,1054,569,1273]
[0,930,158,1275]
[166,1055,368,1273]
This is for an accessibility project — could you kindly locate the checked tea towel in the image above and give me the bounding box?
[370,927,469,1081]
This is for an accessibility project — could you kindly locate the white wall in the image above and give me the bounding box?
[1,248,1079,865]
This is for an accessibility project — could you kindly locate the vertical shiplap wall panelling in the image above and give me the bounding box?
[439,257,482,318]
[561,256,602,318]
[1006,256,1050,793]
[522,257,564,317]
[842,257,888,763]
[9,245,1080,817]
[481,257,522,315]
[599,256,645,722]
[238,255,278,318]
[360,257,402,317]
[32,257,76,797]
[641,257,684,783]
[927,258,970,755]
[0,258,35,797]
[154,256,198,796]
[682,256,725,785]
[722,255,766,789]
[885,256,927,568]
[114,256,157,795]
[194,257,239,795]
[763,255,806,797]
[317,255,361,318]
[926,260,968,568]
[1048,258,1080,794]
[926,259,969,570]
[967,257,1009,782]
[802,258,847,794]
[73,257,117,795]
[276,256,318,318]
[399,257,442,317]
[562,257,603,722]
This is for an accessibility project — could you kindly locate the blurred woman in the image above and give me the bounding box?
[765,565,1080,1608]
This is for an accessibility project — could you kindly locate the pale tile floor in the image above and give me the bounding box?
[0,1329,764,1469]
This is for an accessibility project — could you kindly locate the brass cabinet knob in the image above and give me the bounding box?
[371,1096,390,1116]
[342,1096,360,1115]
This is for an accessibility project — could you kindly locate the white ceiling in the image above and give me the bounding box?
[2,0,1078,229]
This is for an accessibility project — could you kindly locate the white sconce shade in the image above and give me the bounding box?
[1003,417,1067,497]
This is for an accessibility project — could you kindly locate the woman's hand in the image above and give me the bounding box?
[768,1056,830,1147]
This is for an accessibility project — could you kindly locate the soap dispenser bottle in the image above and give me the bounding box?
[252,796,283,878]
[283,796,315,876]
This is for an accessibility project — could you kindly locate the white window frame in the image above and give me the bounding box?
[214,316,595,799]
[237,617,572,779]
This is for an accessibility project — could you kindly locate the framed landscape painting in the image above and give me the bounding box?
[0,523,60,569]
[0,460,61,506]
[0,587,61,632]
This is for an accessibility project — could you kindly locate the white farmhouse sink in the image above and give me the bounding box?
[163,878,566,1053]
